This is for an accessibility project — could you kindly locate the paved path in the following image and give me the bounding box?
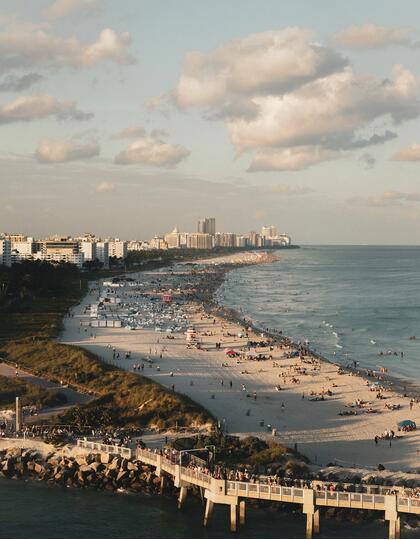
[0,362,91,405]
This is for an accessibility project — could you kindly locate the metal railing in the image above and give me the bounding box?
[82,445,420,515]
[76,439,132,458]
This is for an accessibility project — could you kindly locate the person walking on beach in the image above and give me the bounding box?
[374,435,378,445]
[229,380,232,388]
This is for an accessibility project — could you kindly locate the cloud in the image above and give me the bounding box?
[350,191,420,207]
[0,25,134,74]
[359,153,376,169]
[392,144,420,161]
[248,147,337,172]
[115,136,190,168]
[36,139,99,163]
[332,24,414,49]
[144,93,173,117]
[0,73,45,92]
[42,0,99,20]
[96,181,115,192]
[112,125,146,139]
[174,29,419,171]
[175,28,347,115]
[228,65,419,152]
[0,95,93,124]
[150,128,168,138]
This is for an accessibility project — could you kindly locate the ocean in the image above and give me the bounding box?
[217,246,420,383]
[0,478,398,538]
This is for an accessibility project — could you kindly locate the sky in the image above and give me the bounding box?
[2,0,420,244]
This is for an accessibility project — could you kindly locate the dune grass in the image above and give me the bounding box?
[1,339,213,429]
[0,374,67,409]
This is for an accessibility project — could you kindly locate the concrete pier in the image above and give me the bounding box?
[230,503,237,532]
[203,499,214,527]
[239,500,246,526]
[385,495,400,539]
[178,486,188,509]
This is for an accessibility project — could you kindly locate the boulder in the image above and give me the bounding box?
[116,470,129,483]
[100,453,112,464]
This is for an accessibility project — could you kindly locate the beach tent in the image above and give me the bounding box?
[225,349,239,357]
[397,420,416,430]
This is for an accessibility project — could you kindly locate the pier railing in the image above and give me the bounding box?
[77,442,420,517]
[76,439,132,458]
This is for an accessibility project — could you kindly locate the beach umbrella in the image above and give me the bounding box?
[225,349,238,355]
[397,420,416,429]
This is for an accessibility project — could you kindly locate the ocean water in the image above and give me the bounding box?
[216,246,420,383]
[0,478,397,538]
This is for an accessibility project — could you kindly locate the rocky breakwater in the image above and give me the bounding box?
[0,447,168,494]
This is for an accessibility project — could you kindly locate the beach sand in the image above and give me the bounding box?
[61,254,420,472]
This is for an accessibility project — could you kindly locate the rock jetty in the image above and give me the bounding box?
[0,447,167,494]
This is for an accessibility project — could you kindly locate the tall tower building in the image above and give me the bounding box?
[197,217,216,235]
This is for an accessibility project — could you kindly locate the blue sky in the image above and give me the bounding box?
[2,0,420,243]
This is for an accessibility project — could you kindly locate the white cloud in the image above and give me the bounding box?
[392,144,420,161]
[0,95,93,124]
[0,25,134,74]
[350,191,420,206]
[96,181,114,192]
[228,65,419,153]
[174,28,420,171]
[175,28,347,114]
[112,125,146,139]
[115,136,190,168]
[36,139,99,163]
[42,0,99,20]
[332,24,414,49]
[248,147,337,172]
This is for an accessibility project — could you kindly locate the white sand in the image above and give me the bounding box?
[61,258,420,472]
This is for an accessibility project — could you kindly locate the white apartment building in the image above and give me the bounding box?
[261,225,278,239]
[214,232,236,248]
[164,226,181,248]
[235,235,247,248]
[0,238,11,267]
[186,233,213,249]
[80,241,97,262]
[149,236,168,250]
[96,242,109,269]
[107,239,128,259]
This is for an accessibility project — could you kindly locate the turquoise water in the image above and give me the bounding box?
[217,246,420,382]
[0,479,396,538]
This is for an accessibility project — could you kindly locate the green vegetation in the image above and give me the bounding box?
[171,434,309,475]
[0,375,67,409]
[0,260,214,429]
[1,340,213,429]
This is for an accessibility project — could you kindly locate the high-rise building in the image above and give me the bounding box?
[37,236,84,267]
[0,238,12,267]
[80,241,97,262]
[149,236,168,250]
[107,239,128,259]
[197,217,216,236]
[186,233,213,249]
[261,225,277,239]
[96,242,109,268]
[214,232,236,247]
[164,226,181,248]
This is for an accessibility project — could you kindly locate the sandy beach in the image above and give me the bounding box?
[61,253,420,472]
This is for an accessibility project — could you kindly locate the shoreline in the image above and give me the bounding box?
[61,251,420,472]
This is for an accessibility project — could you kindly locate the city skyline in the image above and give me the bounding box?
[3,1,420,243]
